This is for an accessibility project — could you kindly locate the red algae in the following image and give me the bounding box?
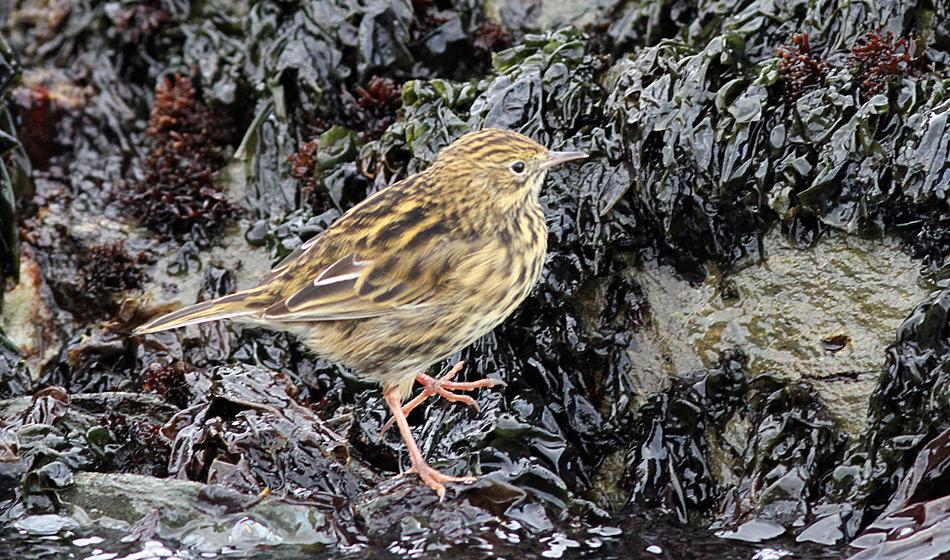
[124,74,238,243]
[777,33,830,101]
[849,31,924,96]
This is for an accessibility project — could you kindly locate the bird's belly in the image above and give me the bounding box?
[304,259,541,385]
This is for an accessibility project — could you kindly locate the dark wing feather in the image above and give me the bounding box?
[263,254,400,321]
[260,173,479,323]
[262,241,482,322]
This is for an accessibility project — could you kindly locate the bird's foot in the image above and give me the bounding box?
[379,361,507,436]
[402,461,476,500]
[383,387,477,500]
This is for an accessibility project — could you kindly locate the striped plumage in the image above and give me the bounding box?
[133,128,587,497]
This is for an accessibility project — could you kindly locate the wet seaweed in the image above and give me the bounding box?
[124,74,239,244]
[714,375,846,531]
[78,241,148,303]
[0,387,98,514]
[4,0,950,557]
[847,428,950,557]
[139,361,190,410]
[0,330,30,398]
[0,387,180,517]
[0,34,26,303]
[287,138,326,210]
[620,350,747,521]
[38,328,138,394]
[161,364,371,544]
[777,33,830,101]
[113,2,172,50]
[350,75,403,139]
[604,18,950,278]
[98,409,169,477]
[472,20,513,61]
[802,287,950,542]
[849,31,924,97]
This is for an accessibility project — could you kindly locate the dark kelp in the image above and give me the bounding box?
[0,34,28,305]
[2,0,950,557]
[0,33,30,400]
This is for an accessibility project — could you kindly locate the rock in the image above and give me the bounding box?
[62,472,342,551]
[629,229,926,436]
[485,0,614,33]
[1,250,59,377]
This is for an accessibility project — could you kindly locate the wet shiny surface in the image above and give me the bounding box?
[2,0,950,559]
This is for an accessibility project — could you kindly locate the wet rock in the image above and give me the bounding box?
[0,388,179,514]
[62,472,345,551]
[629,230,926,436]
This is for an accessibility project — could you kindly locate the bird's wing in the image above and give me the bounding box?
[258,171,496,322]
[261,172,426,284]
[261,242,482,322]
[258,230,324,284]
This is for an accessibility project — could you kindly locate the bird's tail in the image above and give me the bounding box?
[132,288,268,335]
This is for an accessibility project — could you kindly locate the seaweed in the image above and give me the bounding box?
[604,17,950,276]
[0,387,178,516]
[19,228,145,321]
[350,75,402,139]
[777,33,829,101]
[0,34,27,304]
[4,0,950,556]
[113,2,172,49]
[139,361,190,409]
[805,287,950,541]
[849,31,924,97]
[620,350,747,521]
[78,241,147,302]
[124,74,239,244]
[98,409,169,477]
[605,36,775,275]
[161,363,372,546]
[714,376,846,531]
[0,330,30,398]
[472,20,513,60]
[38,328,138,394]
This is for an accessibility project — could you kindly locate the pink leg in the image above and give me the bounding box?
[380,362,506,436]
[383,387,475,499]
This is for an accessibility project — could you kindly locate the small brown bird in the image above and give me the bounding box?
[133,128,587,497]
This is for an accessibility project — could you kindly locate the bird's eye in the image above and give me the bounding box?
[510,161,526,174]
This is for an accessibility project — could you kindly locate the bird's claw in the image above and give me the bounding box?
[379,363,506,438]
[402,463,476,500]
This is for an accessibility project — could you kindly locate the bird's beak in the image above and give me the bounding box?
[543,150,588,168]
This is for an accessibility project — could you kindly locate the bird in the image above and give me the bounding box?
[133,128,588,497]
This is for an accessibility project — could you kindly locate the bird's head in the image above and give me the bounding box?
[430,128,588,204]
